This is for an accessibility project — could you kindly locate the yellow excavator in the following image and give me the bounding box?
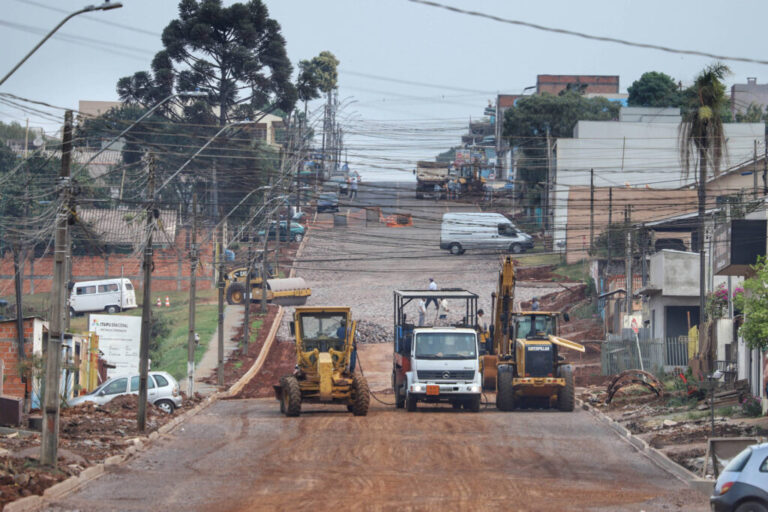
[481,256,585,411]
[274,306,370,416]
[223,265,310,307]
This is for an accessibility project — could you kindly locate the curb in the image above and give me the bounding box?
[578,399,714,496]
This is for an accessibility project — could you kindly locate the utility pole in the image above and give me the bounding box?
[243,224,253,352]
[763,137,767,196]
[186,193,198,395]
[137,154,155,432]
[41,109,73,467]
[754,140,758,200]
[625,229,632,316]
[589,168,595,252]
[607,187,613,275]
[261,179,274,314]
[217,208,225,387]
[545,129,551,230]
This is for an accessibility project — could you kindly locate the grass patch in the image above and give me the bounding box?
[243,318,264,346]
[513,252,560,266]
[570,300,597,320]
[149,304,218,382]
[553,261,590,282]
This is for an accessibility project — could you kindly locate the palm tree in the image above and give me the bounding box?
[679,62,730,333]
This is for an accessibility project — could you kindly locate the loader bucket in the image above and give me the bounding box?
[266,277,311,306]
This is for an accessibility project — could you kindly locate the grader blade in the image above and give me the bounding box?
[266,277,311,306]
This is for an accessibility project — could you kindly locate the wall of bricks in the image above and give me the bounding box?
[0,227,217,296]
[0,321,36,398]
[536,74,620,95]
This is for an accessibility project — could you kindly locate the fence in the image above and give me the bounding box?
[601,329,690,376]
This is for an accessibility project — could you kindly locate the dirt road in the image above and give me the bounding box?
[44,183,708,511]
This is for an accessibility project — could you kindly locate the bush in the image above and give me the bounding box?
[741,395,763,417]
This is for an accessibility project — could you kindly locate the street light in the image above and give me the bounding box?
[0,1,124,87]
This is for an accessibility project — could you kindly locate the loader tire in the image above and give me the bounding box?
[557,365,575,412]
[496,366,516,412]
[226,283,246,305]
[351,373,370,416]
[281,376,301,417]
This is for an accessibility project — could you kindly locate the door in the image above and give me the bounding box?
[130,375,157,402]
[99,377,128,404]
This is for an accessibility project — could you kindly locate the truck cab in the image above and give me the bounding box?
[392,290,483,412]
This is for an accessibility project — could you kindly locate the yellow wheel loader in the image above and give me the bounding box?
[274,307,370,416]
[482,256,585,411]
[223,266,310,307]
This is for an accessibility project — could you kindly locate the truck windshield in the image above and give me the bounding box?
[414,332,476,359]
[515,315,555,339]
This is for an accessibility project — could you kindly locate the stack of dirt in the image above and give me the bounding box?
[231,340,295,399]
[355,320,390,344]
[515,264,556,281]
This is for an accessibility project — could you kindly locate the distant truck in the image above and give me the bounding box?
[415,161,451,199]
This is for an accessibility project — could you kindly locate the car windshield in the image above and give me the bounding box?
[515,314,556,339]
[415,332,476,359]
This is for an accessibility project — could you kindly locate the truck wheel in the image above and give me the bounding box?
[226,283,246,305]
[450,243,463,255]
[557,365,575,412]
[406,392,417,412]
[281,376,301,417]
[394,373,405,409]
[351,373,370,416]
[451,401,462,410]
[510,243,523,254]
[466,395,481,412]
[496,367,516,411]
[105,305,120,314]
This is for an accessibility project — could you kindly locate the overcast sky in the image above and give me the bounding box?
[2,0,768,179]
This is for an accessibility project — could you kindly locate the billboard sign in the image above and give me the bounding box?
[454,149,470,167]
[89,314,142,379]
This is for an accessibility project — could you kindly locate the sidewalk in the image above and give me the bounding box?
[193,304,242,395]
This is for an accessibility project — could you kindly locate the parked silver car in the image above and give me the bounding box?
[67,371,182,414]
[711,442,768,512]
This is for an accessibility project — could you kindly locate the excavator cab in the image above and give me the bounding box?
[275,307,370,417]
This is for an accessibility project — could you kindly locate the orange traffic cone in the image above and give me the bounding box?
[165,296,170,307]
[156,297,161,307]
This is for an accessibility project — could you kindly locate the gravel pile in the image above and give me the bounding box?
[354,320,391,344]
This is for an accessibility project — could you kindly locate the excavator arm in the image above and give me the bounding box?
[491,256,516,357]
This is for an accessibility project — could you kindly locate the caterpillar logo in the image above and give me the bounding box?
[527,346,550,351]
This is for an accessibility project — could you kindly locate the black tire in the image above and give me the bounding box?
[451,401,462,410]
[406,392,417,412]
[293,233,304,243]
[496,366,516,411]
[510,243,522,254]
[466,395,481,413]
[281,376,301,417]
[449,243,463,255]
[557,365,575,412]
[226,282,246,305]
[394,373,405,409]
[105,305,120,314]
[155,399,175,414]
[69,307,76,318]
[351,373,370,416]
[735,502,768,512]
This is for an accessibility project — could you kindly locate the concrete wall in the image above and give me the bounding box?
[732,79,768,114]
[536,75,619,95]
[650,250,700,297]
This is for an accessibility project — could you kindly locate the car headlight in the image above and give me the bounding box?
[413,385,423,392]
[470,385,479,393]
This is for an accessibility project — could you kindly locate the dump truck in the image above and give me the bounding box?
[274,306,370,416]
[481,256,584,411]
[392,290,483,412]
[415,161,451,199]
[224,266,310,307]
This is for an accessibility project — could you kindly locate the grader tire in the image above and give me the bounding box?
[557,366,575,412]
[281,376,301,417]
[351,373,370,416]
[496,367,516,412]
[226,283,246,305]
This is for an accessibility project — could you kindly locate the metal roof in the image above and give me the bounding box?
[77,208,178,246]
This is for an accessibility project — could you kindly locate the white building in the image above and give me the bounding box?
[552,108,764,249]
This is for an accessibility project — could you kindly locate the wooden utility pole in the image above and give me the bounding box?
[137,154,155,432]
[754,140,759,200]
[625,229,632,316]
[607,187,613,272]
[545,129,552,230]
[243,229,253,352]
[186,193,198,395]
[41,110,73,466]
[589,168,595,252]
[217,210,225,387]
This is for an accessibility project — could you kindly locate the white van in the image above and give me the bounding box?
[69,278,137,315]
[439,212,534,255]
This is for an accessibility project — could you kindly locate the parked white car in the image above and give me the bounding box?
[69,278,137,315]
[67,371,182,414]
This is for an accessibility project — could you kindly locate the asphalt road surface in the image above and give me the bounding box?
[45,181,708,511]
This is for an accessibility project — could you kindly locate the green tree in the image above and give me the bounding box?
[0,121,28,141]
[679,62,730,327]
[502,91,620,201]
[735,256,768,350]
[735,103,765,123]
[627,71,681,108]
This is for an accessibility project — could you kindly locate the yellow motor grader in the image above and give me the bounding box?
[274,306,370,416]
[481,256,585,411]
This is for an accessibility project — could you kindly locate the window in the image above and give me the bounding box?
[724,447,752,473]
[498,224,517,237]
[98,283,119,293]
[76,286,97,295]
[124,283,134,291]
[103,378,127,395]
[153,374,169,388]
[130,375,155,392]
[760,456,768,473]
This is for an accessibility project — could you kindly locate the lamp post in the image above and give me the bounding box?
[0,1,123,87]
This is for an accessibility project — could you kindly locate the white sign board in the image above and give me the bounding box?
[623,314,642,334]
[89,314,142,379]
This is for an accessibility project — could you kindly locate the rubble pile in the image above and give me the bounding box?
[355,321,390,344]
